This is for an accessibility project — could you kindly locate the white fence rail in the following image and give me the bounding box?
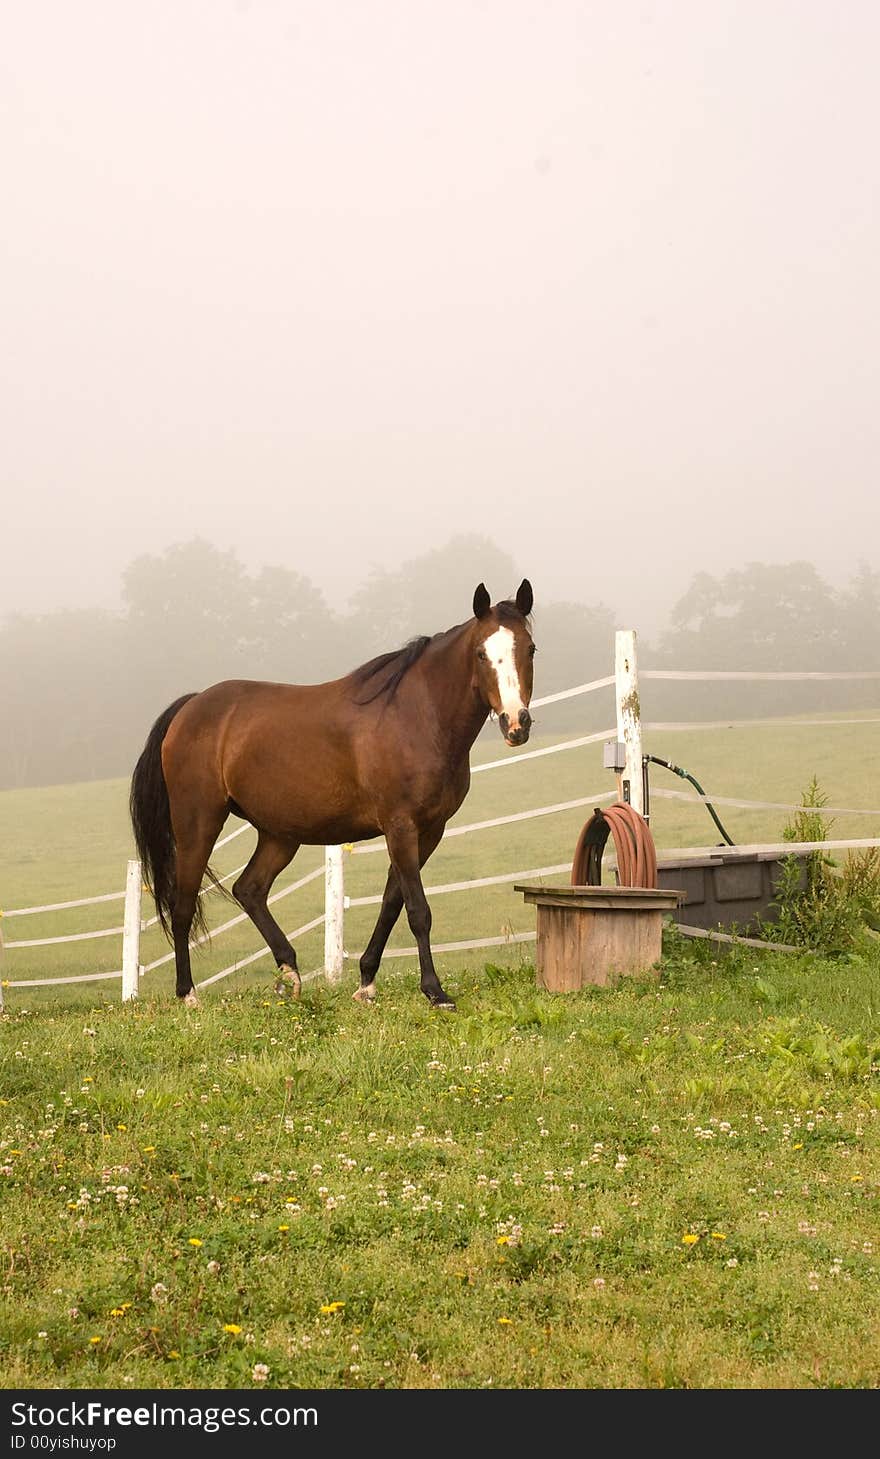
[2,650,878,1004]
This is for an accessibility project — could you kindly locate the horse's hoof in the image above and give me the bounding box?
[432,997,457,1012]
[352,983,376,1006]
[182,991,199,1009]
[274,965,301,1000]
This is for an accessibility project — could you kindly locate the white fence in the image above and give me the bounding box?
[2,634,880,1007]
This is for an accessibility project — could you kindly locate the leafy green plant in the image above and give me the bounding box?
[767,777,880,954]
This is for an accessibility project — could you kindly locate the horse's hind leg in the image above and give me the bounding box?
[170,811,227,1005]
[232,832,301,997]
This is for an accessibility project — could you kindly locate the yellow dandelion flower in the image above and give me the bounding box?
[711,1232,727,1240]
[168,1350,180,1359]
[278,1224,290,1232]
[109,1307,126,1317]
[142,1146,156,1153]
[116,1123,127,1132]
[223,1323,242,1335]
[89,1336,102,1345]
[682,1233,700,1246]
[498,1317,513,1325]
[792,1142,804,1150]
[851,1174,863,1182]
[9,1150,22,1157]
[496,1235,510,1245]
[319,1302,345,1315]
[188,1238,203,1247]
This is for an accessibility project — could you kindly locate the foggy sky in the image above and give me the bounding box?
[4,1,879,634]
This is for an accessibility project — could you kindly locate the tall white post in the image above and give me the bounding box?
[615,629,644,816]
[121,859,142,1003]
[323,845,345,985]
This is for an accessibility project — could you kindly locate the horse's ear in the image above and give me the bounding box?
[473,583,491,619]
[515,578,533,616]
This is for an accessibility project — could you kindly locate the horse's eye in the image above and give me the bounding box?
[477,649,487,662]
[528,644,537,657]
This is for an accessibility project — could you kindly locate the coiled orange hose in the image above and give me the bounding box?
[571,803,658,889]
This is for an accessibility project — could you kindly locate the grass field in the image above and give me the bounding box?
[1,700,879,1010]
[2,702,879,1389]
[1,942,878,1389]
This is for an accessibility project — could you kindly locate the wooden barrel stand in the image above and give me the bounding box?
[515,885,683,991]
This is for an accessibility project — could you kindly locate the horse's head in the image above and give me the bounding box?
[472,579,535,746]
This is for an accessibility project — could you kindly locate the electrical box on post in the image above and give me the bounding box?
[603,740,627,773]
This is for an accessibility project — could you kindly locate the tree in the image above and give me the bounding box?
[647,561,868,721]
[658,561,844,669]
[838,562,880,670]
[122,539,341,700]
[0,608,129,788]
[345,534,523,658]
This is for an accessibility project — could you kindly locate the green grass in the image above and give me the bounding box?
[2,706,880,1388]
[1,707,879,1010]
[1,940,879,1389]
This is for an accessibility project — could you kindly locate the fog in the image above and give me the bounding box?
[4,1,879,637]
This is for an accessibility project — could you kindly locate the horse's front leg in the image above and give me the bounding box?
[384,819,455,1010]
[354,865,403,1005]
[355,821,446,1005]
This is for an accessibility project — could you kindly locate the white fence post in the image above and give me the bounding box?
[615,629,644,816]
[121,859,142,1002]
[323,845,345,984]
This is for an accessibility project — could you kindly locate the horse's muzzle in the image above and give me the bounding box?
[500,710,531,747]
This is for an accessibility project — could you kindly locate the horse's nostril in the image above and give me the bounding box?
[520,710,532,730]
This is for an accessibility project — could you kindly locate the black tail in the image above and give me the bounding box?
[130,694,209,942]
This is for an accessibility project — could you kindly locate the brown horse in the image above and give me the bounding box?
[130,579,535,1010]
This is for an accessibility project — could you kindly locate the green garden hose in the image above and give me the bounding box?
[644,754,736,847]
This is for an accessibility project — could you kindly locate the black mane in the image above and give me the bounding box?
[494,599,532,630]
[351,635,434,704]
[350,598,531,706]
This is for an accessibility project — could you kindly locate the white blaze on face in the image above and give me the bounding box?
[483,626,526,722]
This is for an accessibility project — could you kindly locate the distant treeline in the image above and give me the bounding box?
[0,538,877,790]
